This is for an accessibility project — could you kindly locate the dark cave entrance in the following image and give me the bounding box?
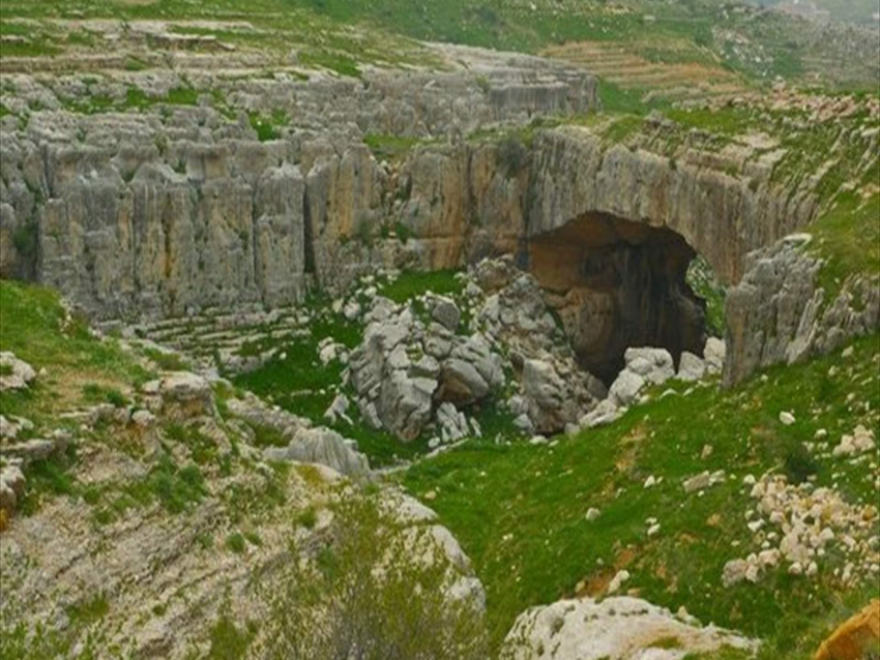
[528,212,708,385]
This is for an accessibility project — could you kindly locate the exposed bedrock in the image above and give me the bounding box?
[723,235,880,386]
[1,78,820,343]
[529,213,706,384]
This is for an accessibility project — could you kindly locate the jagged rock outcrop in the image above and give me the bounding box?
[723,235,880,386]
[349,295,502,443]
[471,256,605,434]
[263,427,369,478]
[1,96,819,328]
[503,596,757,660]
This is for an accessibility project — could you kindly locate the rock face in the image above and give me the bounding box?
[1,75,819,333]
[502,596,757,660]
[814,599,880,660]
[723,235,880,386]
[527,127,817,286]
[472,256,605,434]
[0,350,482,658]
[530,214,706,383]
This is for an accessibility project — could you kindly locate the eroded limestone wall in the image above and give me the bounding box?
[1,104,821,324]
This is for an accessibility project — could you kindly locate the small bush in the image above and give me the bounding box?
[296,507,317,529]
[143,348,189,371]
[254,494,488,659]
[496,138,528,178]
[226,532,246,554]
[784,443,819,484]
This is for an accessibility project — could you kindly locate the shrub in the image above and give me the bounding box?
[784,443,819,484]
[496,138,528,178]
[254,494,488,660]
[296,507,317,529]
[226,532,246,554]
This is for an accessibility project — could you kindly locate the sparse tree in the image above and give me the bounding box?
[256,494,489,660]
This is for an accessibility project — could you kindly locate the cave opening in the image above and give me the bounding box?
[528,212,708,385]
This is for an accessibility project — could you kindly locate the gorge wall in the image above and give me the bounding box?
[3,47,862,384]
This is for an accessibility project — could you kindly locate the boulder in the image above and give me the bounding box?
[431,298,461,332]
[323,393,352,426]
[677,351,706,382]
[152,372,213,419]
[704,337,726,375]
[436,402,469,443]
[579,398,620,429]
[0,352,36,392]
[522,358,597,434]
[503,596,757,660]
[623,347,675,385]
[263,427,369,477]
[814,599,879,660]
[609,369,645,407]
[379,371,437,442]
[439,335,503,405]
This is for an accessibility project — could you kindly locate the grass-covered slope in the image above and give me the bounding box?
[401,333,880,656]
[0,281,149,423]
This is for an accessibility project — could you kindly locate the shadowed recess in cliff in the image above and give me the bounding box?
[528,213,707,384]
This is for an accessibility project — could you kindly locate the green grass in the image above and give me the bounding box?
[597,80,669,116]
[205,612,257,660]
[17,449,79,516]
[65,594,109,627]
[379,269,463,304]
[363,133,425,161]
[90,453,207,522]
[226,532,246,554]
[142,347,190,372]
[0,280,151,422]
[248,110,289,142]
[400,333,880,653]
[687,256,727,338]
[810,191,880,300]
[299,49,361,77]
[232,312,359,423]
[81,383,128,408]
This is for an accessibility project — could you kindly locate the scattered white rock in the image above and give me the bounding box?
[832,425,875,457]
[606,569,630,594]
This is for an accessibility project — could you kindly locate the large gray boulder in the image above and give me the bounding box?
[439,335,504,405]
[263,427,369,477]
[522,358,599,434]
[623,347,675,385]
[608,369,646,407]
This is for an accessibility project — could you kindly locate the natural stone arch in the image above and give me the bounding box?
[527,212,706,384]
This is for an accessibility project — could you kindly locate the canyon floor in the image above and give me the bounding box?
[1,1,879,659]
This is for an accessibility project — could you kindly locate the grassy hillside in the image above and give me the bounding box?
[401,333,880,655]
[0,281,150,424]
[0,0,876,91]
